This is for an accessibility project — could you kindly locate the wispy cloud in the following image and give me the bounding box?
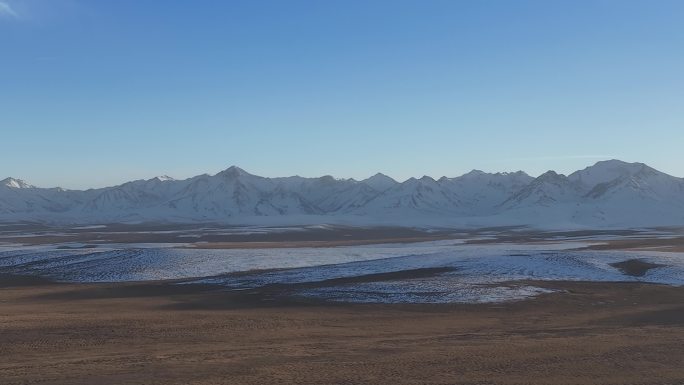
[0,1,18,18]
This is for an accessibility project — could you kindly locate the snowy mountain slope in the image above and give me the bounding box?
[440,170,533,214]
[494,161,684,227]
[575,162,684,226]
[2,177,33,189]
[316,183,381,213]
[272,175,357,208]
[82,176,183,214]
[361,173,398,192]
[569,159,651,189]
[0,178,87,216]
[501,171,584,209]
[160,167,320,220]
[356,176,462,215]
[1,161,683,227]
[583,162,684,204]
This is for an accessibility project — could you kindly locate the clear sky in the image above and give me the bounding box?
[1,0,683,189]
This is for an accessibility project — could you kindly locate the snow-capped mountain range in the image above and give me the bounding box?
[2,160,684,228]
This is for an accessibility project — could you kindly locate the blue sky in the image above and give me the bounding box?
[1,0,683,189]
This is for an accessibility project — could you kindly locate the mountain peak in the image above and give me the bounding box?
[216,166,251,178]
[594,159,629,166]
[362,173,397,191]
[2,161,683,227]
[568,159,656,188]
[583,159,647,171]
[538,170,563,179]
[367,172,391,179]
[1,177,33,189]
[463,169,487,177]
[531,171,576,188]
[497,170,530,177]
[153,175,175,182]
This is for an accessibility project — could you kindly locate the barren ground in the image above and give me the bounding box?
[1,276,683,385]
[2,224,684,384]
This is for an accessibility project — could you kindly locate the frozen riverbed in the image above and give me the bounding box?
[1,240,683,303]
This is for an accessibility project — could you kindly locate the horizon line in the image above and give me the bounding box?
[3,158,672,191]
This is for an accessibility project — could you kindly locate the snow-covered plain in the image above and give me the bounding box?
[1,239,683,304]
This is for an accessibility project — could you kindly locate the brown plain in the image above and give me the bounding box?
[1,276,683,385]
